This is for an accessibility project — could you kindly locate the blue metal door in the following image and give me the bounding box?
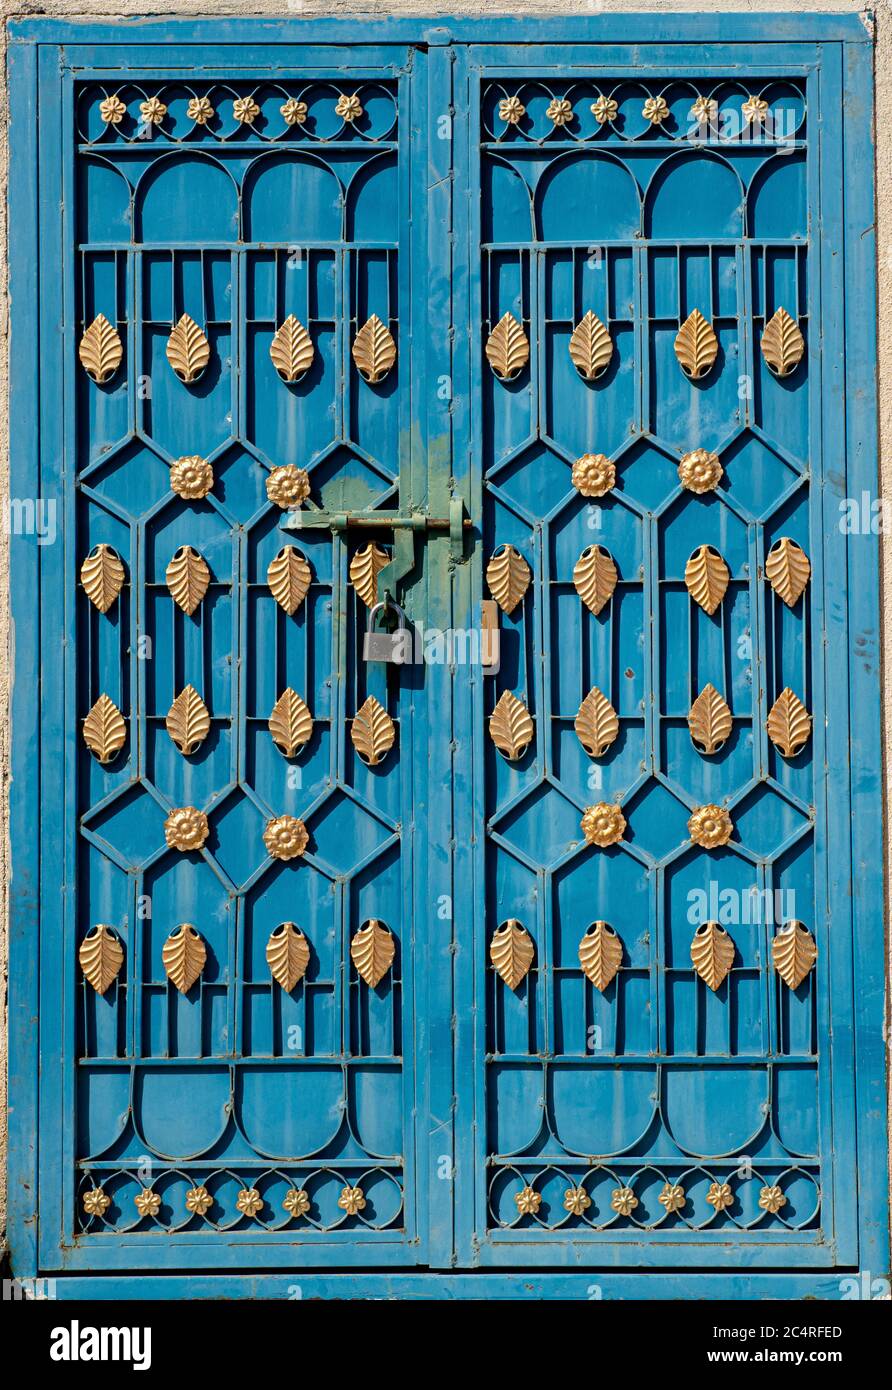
[7,16,887,1297]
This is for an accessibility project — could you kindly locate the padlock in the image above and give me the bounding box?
[363,600,410,664]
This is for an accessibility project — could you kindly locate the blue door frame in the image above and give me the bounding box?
[7,14,887,1300]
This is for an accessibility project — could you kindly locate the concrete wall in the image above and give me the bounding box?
[1,0,888,1250]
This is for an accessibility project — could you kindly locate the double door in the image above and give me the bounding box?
[8,19,886,1292]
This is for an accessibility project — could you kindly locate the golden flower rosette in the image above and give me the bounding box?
[581,801,626,848]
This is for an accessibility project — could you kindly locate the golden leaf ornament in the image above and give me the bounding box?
[688,684,733,756]
[79,314,123,384]
[83,694,127,764]
[162,924,207,993]
[690,921,735,990]
[79,924,124,995]
[489,689,534,761]
[578,921,623,992]
[351,695,396,767]
[573,544,618,616]
[352,314,397,384]
[263,815,309,862]
[765,537,810,607]
[166,685,210,756]
[486,544,531,615]
[81,543,125,613]
[485,311,529,381]
[270,315,314,382]
[490,920,534,990]
[269,689,313,759]
[674,309,719,381]
[684,545,729,616]
[767,687,812,758]
[568,311,613,381]
[350,543,391,608]
[761,307,805,378]
[351,920,395,987]
[166,546,210,616]
[268,546,312,614]
[266,923,311,992]
[581,802,626,848]
[574,686,619,759]
[166,314,210,384]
